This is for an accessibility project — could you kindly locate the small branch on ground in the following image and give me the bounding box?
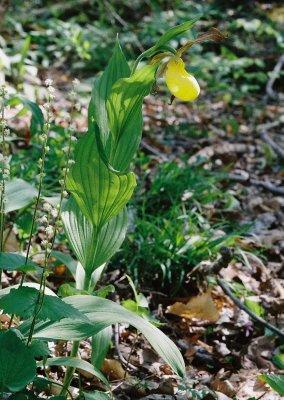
[141,139,169,161]
[265,54,284,100]
[114,323,138,371]
[260,130,284,160]
[212,247,233,274]
[228,173,284,196]
[217,278,284,339]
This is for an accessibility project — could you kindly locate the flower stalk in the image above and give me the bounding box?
[0,86,9,288]
[26,80,78,344]
[8,80,53,328]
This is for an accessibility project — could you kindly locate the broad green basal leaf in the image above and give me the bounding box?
[106,64,157,172]
[32,295,185,378]
[62,197,128,276]
[88,39,130,146]
[5,179,37,213]
[0,329,36,392]
[66,132,136,227]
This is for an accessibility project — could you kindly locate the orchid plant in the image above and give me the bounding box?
[0,19,224,399]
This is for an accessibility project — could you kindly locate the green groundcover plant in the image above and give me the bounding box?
[0,19,224,399]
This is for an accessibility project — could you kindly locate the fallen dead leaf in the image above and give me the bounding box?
[167,290,219,323]
[101,358,129,380]
[4,228,20,252]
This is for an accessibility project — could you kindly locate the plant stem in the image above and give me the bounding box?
[27,246,49,344]
[60,341,80,397]
[131,48,153,74]
[60,273,90,397]
[0,88,7,287]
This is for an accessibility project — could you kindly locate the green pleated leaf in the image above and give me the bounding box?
[62,196,128,276]
[39,356,109,386]
[0,329,36,392]
[5,179,38,213]
[88,39,130,146]
[66,132,136,227]
[0,287,86,322]
[106,64,157,172]
[32,295,185,378]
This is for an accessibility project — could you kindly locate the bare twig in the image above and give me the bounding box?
[187,247,233,278]
[141,139,169,161]
[260,131,284,160]
[228,173,284,196]
[266,54,284,100]
[114,324,138,371]
[217,278,284,339]
[123,333,140,379]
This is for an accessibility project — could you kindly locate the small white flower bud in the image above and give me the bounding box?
[51,209,58,218]
[45,225,54,238]
[38,215,48,224]
[45,79,53,87]
[43,203,52,212]
[41,239,48,248]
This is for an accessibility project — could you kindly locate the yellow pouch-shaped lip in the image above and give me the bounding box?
[165,57,200,102]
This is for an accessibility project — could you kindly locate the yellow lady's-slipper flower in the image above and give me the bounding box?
[164,57,200,102]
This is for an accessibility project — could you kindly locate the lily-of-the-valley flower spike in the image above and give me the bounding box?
[164,56,200,102]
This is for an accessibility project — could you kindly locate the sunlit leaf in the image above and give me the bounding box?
[66,132,136,227]
[106,64,157,171]
[260,374,284,396]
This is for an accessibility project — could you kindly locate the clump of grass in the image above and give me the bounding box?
[112,155,241,292]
